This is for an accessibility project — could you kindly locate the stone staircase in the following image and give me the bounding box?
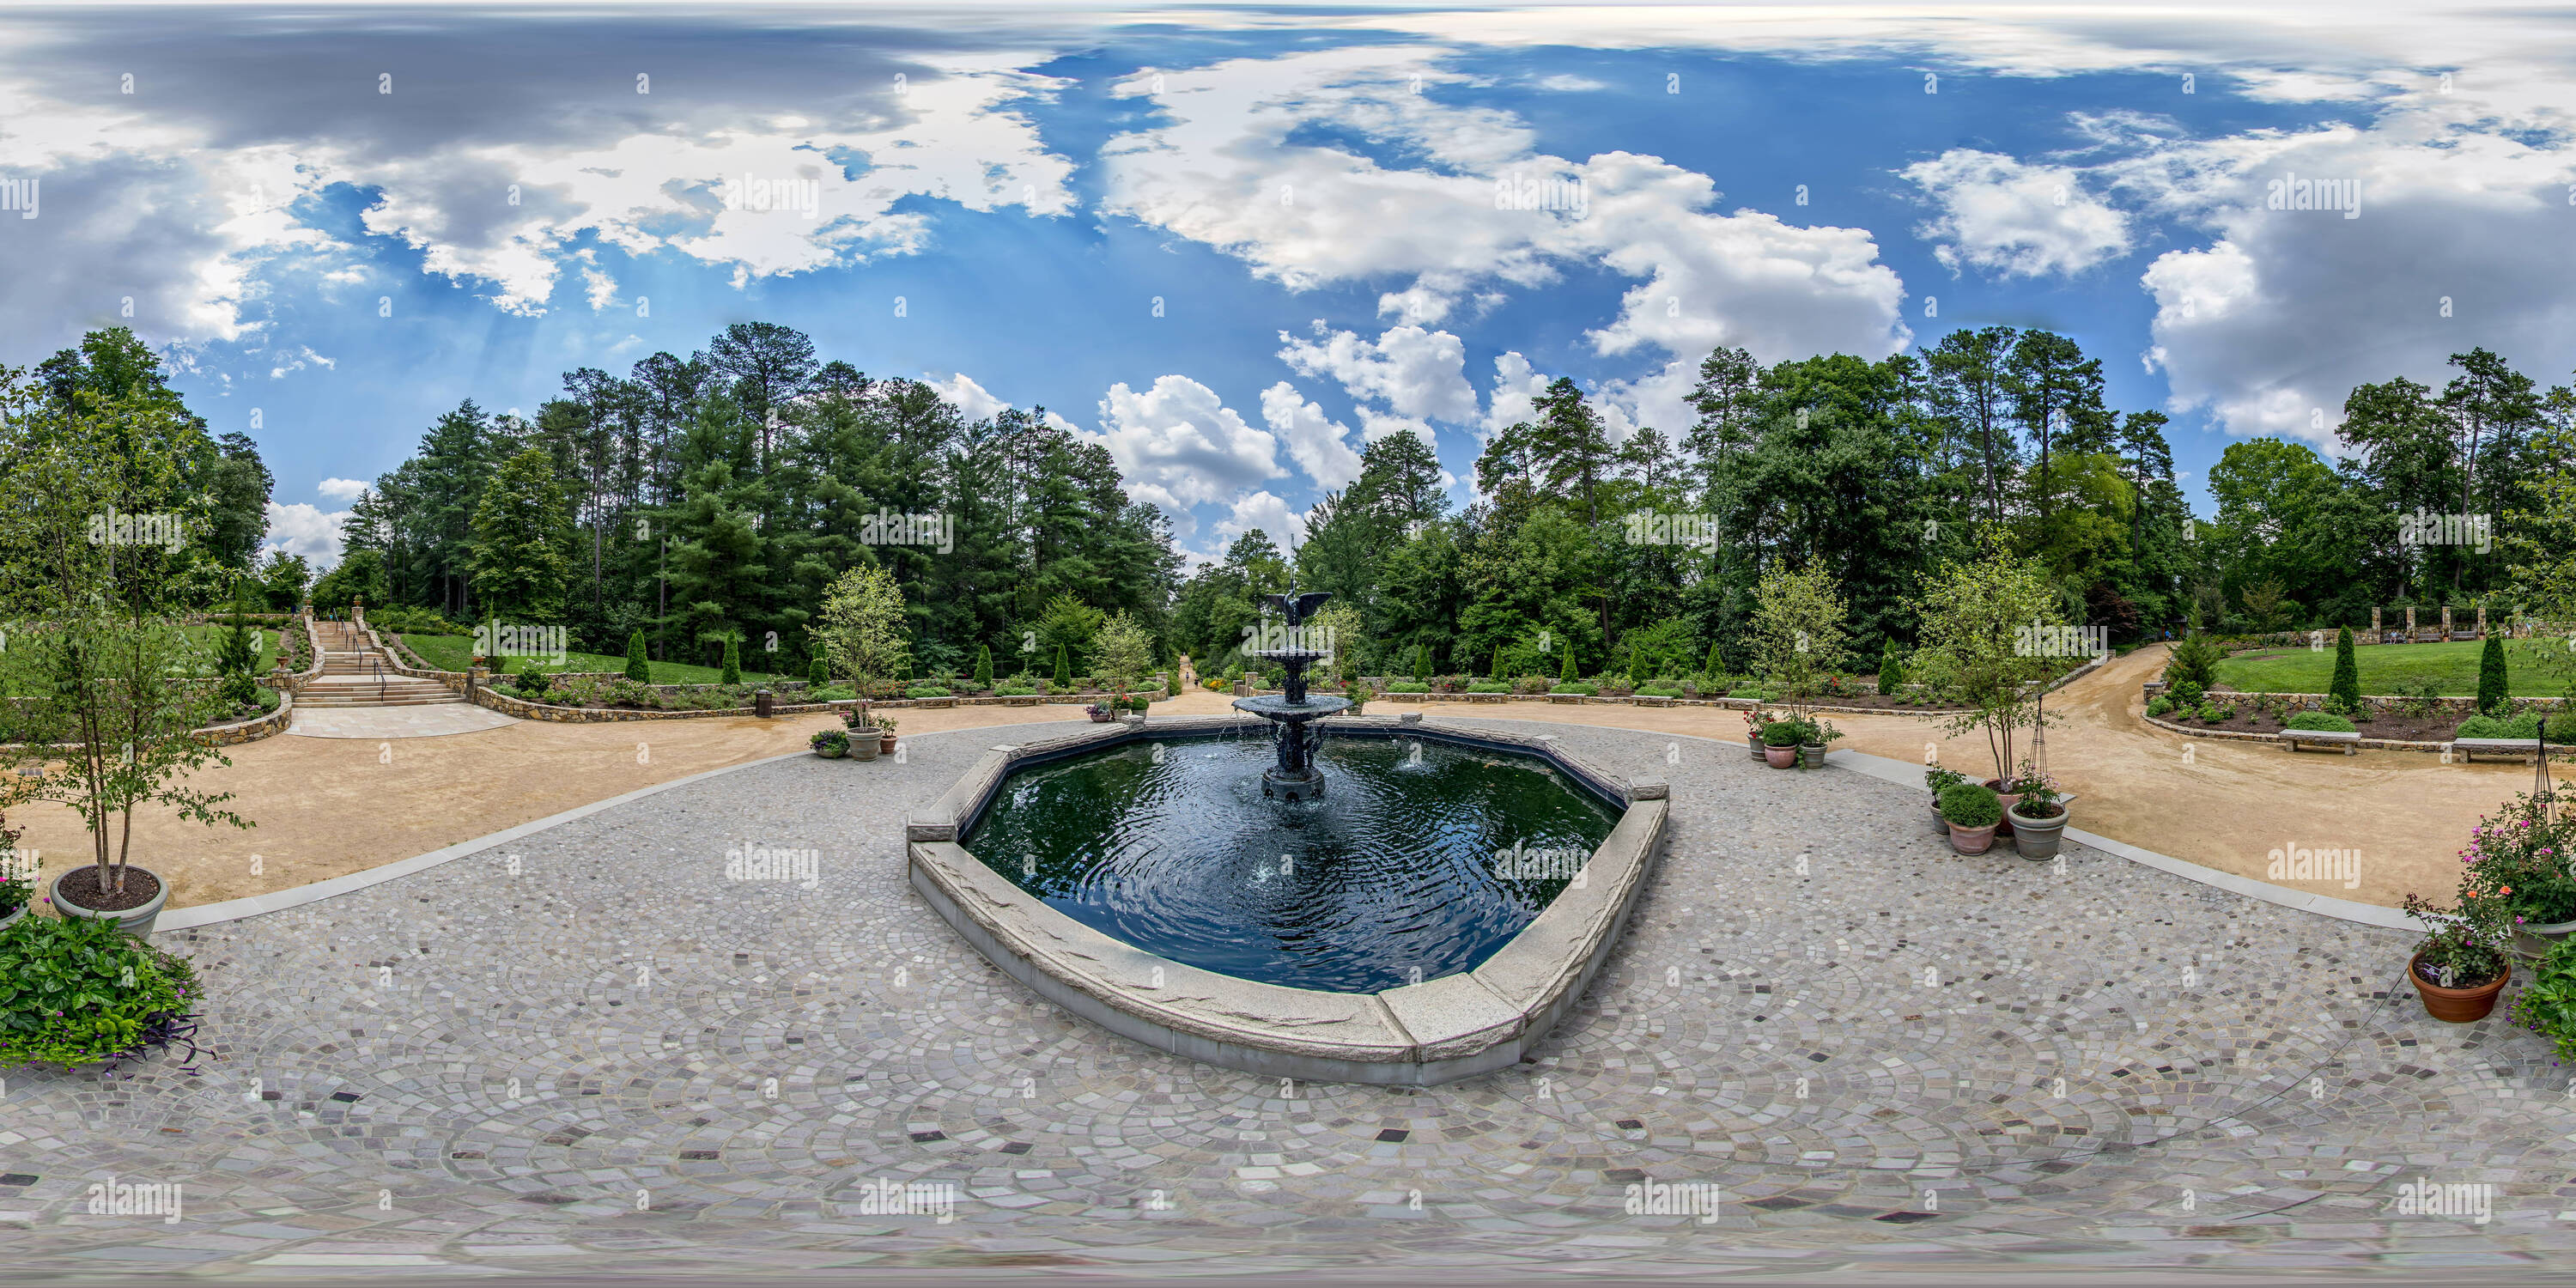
[297,620,466,708]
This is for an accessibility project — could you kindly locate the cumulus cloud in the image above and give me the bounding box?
[1277,322,1479,425]
[1902,149,2132,277]
[262,501,350,566]
[1479,350,1550,440]
[1210,489,1309,552]
[1089,375,1283,522]
[926,371,1007,423]
[1258,382,1364,489]
[315,477,369,501]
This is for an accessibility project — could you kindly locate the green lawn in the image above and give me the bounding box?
[182,623,282,672]
[2215,638,2571,697]
[396,632,793,684]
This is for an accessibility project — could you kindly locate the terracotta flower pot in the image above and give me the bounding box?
[1764,744,1797,769]
[880,731,899,755]
[2409,952,2509,1023]
[1946,821,1997,854]
[1984,779,2024,836]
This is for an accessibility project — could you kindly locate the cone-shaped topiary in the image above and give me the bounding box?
[809,655,829,687]
[974,644,993,690]
[2328,625,2361,714]
[1413,643,1429,682]
[1560,646,1577,683]
[1878,640,1904,695]
[720,637,743,686]
[626,631,653,683]
[1492,646,1505,682]
[1627,641,1648,685]
[2478,633,2508,715]
[1053,643,1071,690]
[1705,641,1723,678]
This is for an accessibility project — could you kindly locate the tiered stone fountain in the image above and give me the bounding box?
[1230,583,1346,802]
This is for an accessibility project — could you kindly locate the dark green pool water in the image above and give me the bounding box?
[961,733,1621,993]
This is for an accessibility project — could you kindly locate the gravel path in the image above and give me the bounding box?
[2,718,2566,1277]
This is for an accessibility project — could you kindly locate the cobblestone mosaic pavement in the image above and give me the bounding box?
[4,717,2573,1278]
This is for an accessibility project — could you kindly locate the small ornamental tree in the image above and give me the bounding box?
[1560,646,1577,683]
[1751,562,1850,726]
[974,644,994,690]
[1053,643,1071,690]
[1492,645,1505,683]
[1704,641,1722,679]
[1878,640,1905,696]
[625,630,653,683]
[2329,625,2362,714]
[1413,643,1429,682]
[808,656,828,687]
[814,563,907,719]
[1626,641,1649,686]
[2478,633,2509,715]
[1089,611,1157,690]
[1905,544,2064,781]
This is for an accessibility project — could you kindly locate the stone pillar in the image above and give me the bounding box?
[2406,606,2416,637]
[2442,606,2453,638]
[2371,606,2381,639]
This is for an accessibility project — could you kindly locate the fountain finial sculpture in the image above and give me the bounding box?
[1234,580,1348,800]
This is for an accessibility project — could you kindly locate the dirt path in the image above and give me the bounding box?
[13,660,2530,914]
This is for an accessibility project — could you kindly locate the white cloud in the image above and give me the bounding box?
[1479,350,1549,440]
[1902,149,2132,277]
[1258,381,1364,489]
[1088,375,1283,523]
[266,344,337,380]
[262,501,349,567]
[1210,489,1309,552]
[315,477,369,501]
[1277,323,1479,425]
[926,371,1007,423]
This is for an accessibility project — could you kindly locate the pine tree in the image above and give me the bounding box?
[1627,640,1648,685]
[625,630,653,683]
[720,636,743,686]
[1560,647,1577,684]
[1878,641,1905,696]
[2477,634,2508,715]
[2329,626,2361,714]
[467,447,577,623]
[1492,645,1504,682]
[1053,643,1071,690]
[1704,641,1722,679]
[809,655,829,687]
[1413,643,1428,682]
[974,644,993,690]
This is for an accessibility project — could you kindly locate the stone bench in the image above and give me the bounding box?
[2453,737,2543,763]
[2282,728,2360,756]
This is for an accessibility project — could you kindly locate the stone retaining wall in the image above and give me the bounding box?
[197,690,292,746]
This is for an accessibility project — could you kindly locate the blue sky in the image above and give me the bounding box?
[4,3,2572,567]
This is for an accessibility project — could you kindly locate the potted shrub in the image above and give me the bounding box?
[2005,765,2069,860]
[1799,717,1840,769]
[872,714,899,755]
[842,703,883,762]
[2402,886,2515,1022]
[810,728,849,760]
[1760,720,1801,769]
[2456,793,2576,959]
[1939,782,2003,854]
[1925,767,1968,838]
[2511,934,2576,1063]
[1742,708,1767,762]
[0,914,204,1071]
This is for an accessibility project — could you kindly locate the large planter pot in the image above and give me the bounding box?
[849,736,882,762]
[813,744,847,760]
[2409,952,2510,1023]
[1798,743,1825,769]
[0,901,26,933]
[2006,804,2069,860]
[1946,821,1997,855]
[51,865,171,937]
[1930,800,1951,838]
[1984,779,2024,837]
[1089,711,1113,723]
[1748,738,1766,762]
[2514,918,2576,962]
[1764,744,1798,769]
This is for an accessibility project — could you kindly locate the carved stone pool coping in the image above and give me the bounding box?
[904,714,1668,1085]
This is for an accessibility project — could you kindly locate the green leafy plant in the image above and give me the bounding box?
[0,914,203,1070]
[1877,641,1905,696]
[809,728,848,754]
[2478,634,2509,715]
[628,631,655,684]
[1937,782,2002,829]
[2285,711,2356,732]
[719,637,743,686]
[1760,720,1801,747]
[2008,762,2064,817]
[1386,682,1430,694]
[2512,934,2576,1064]
[2327,625,2361,714]
[2167,679,2205,705]
[2165,632,2224,691]
[2147,696,2175,718]
[1635,683,1685,698]
[1467,680,1512,694]
[1551,680,1598,696]
[2404,887,2515,991]
[2459,792,2576,927]
[1925,766,1969,798]
[903,685,951,699]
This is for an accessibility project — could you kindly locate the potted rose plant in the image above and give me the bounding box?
[1938,781,2003,854]
[1744,708,1767,762]
[2455,793,2576,959]
[872,714,899,756]
[2005,763,2069,860]
[1925,767,1968,839]
[2401,884,2516,1022]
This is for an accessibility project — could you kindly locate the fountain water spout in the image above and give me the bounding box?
[1232,580,1349,800]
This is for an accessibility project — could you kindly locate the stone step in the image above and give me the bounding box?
[296,697,465,708]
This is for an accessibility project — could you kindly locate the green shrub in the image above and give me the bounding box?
[0,914,203,1069]
[1467,680,1512,694]
[2165,633,2223,690]
[2456,714,2508,739]
[1166,668,1181,697]
[720,639,743,686]
[808,656,829,687]
[2328,625,2361,713]
[1760,720,1801,747]
[809,684,854,702]
[2147,696,2174,717]
[627,632,654,684]
[2284,711,2355,732]
[2168,679,2205,704]
[2196,702,2229,722]
[1380,681,1425,693]
[1558,647,1577,684]
[1053,644,1071,690]
[995,682,1037,696]
[974,645,994,690]
[1551,681,1597,696]
[1877,641,1904,696]
[2478,635,2509,715]
[2513,934,2576,1065]
[1635,683,1684,697]
[904,685,952,699]
[1937,782,2002,829]
[514,663,552,697]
